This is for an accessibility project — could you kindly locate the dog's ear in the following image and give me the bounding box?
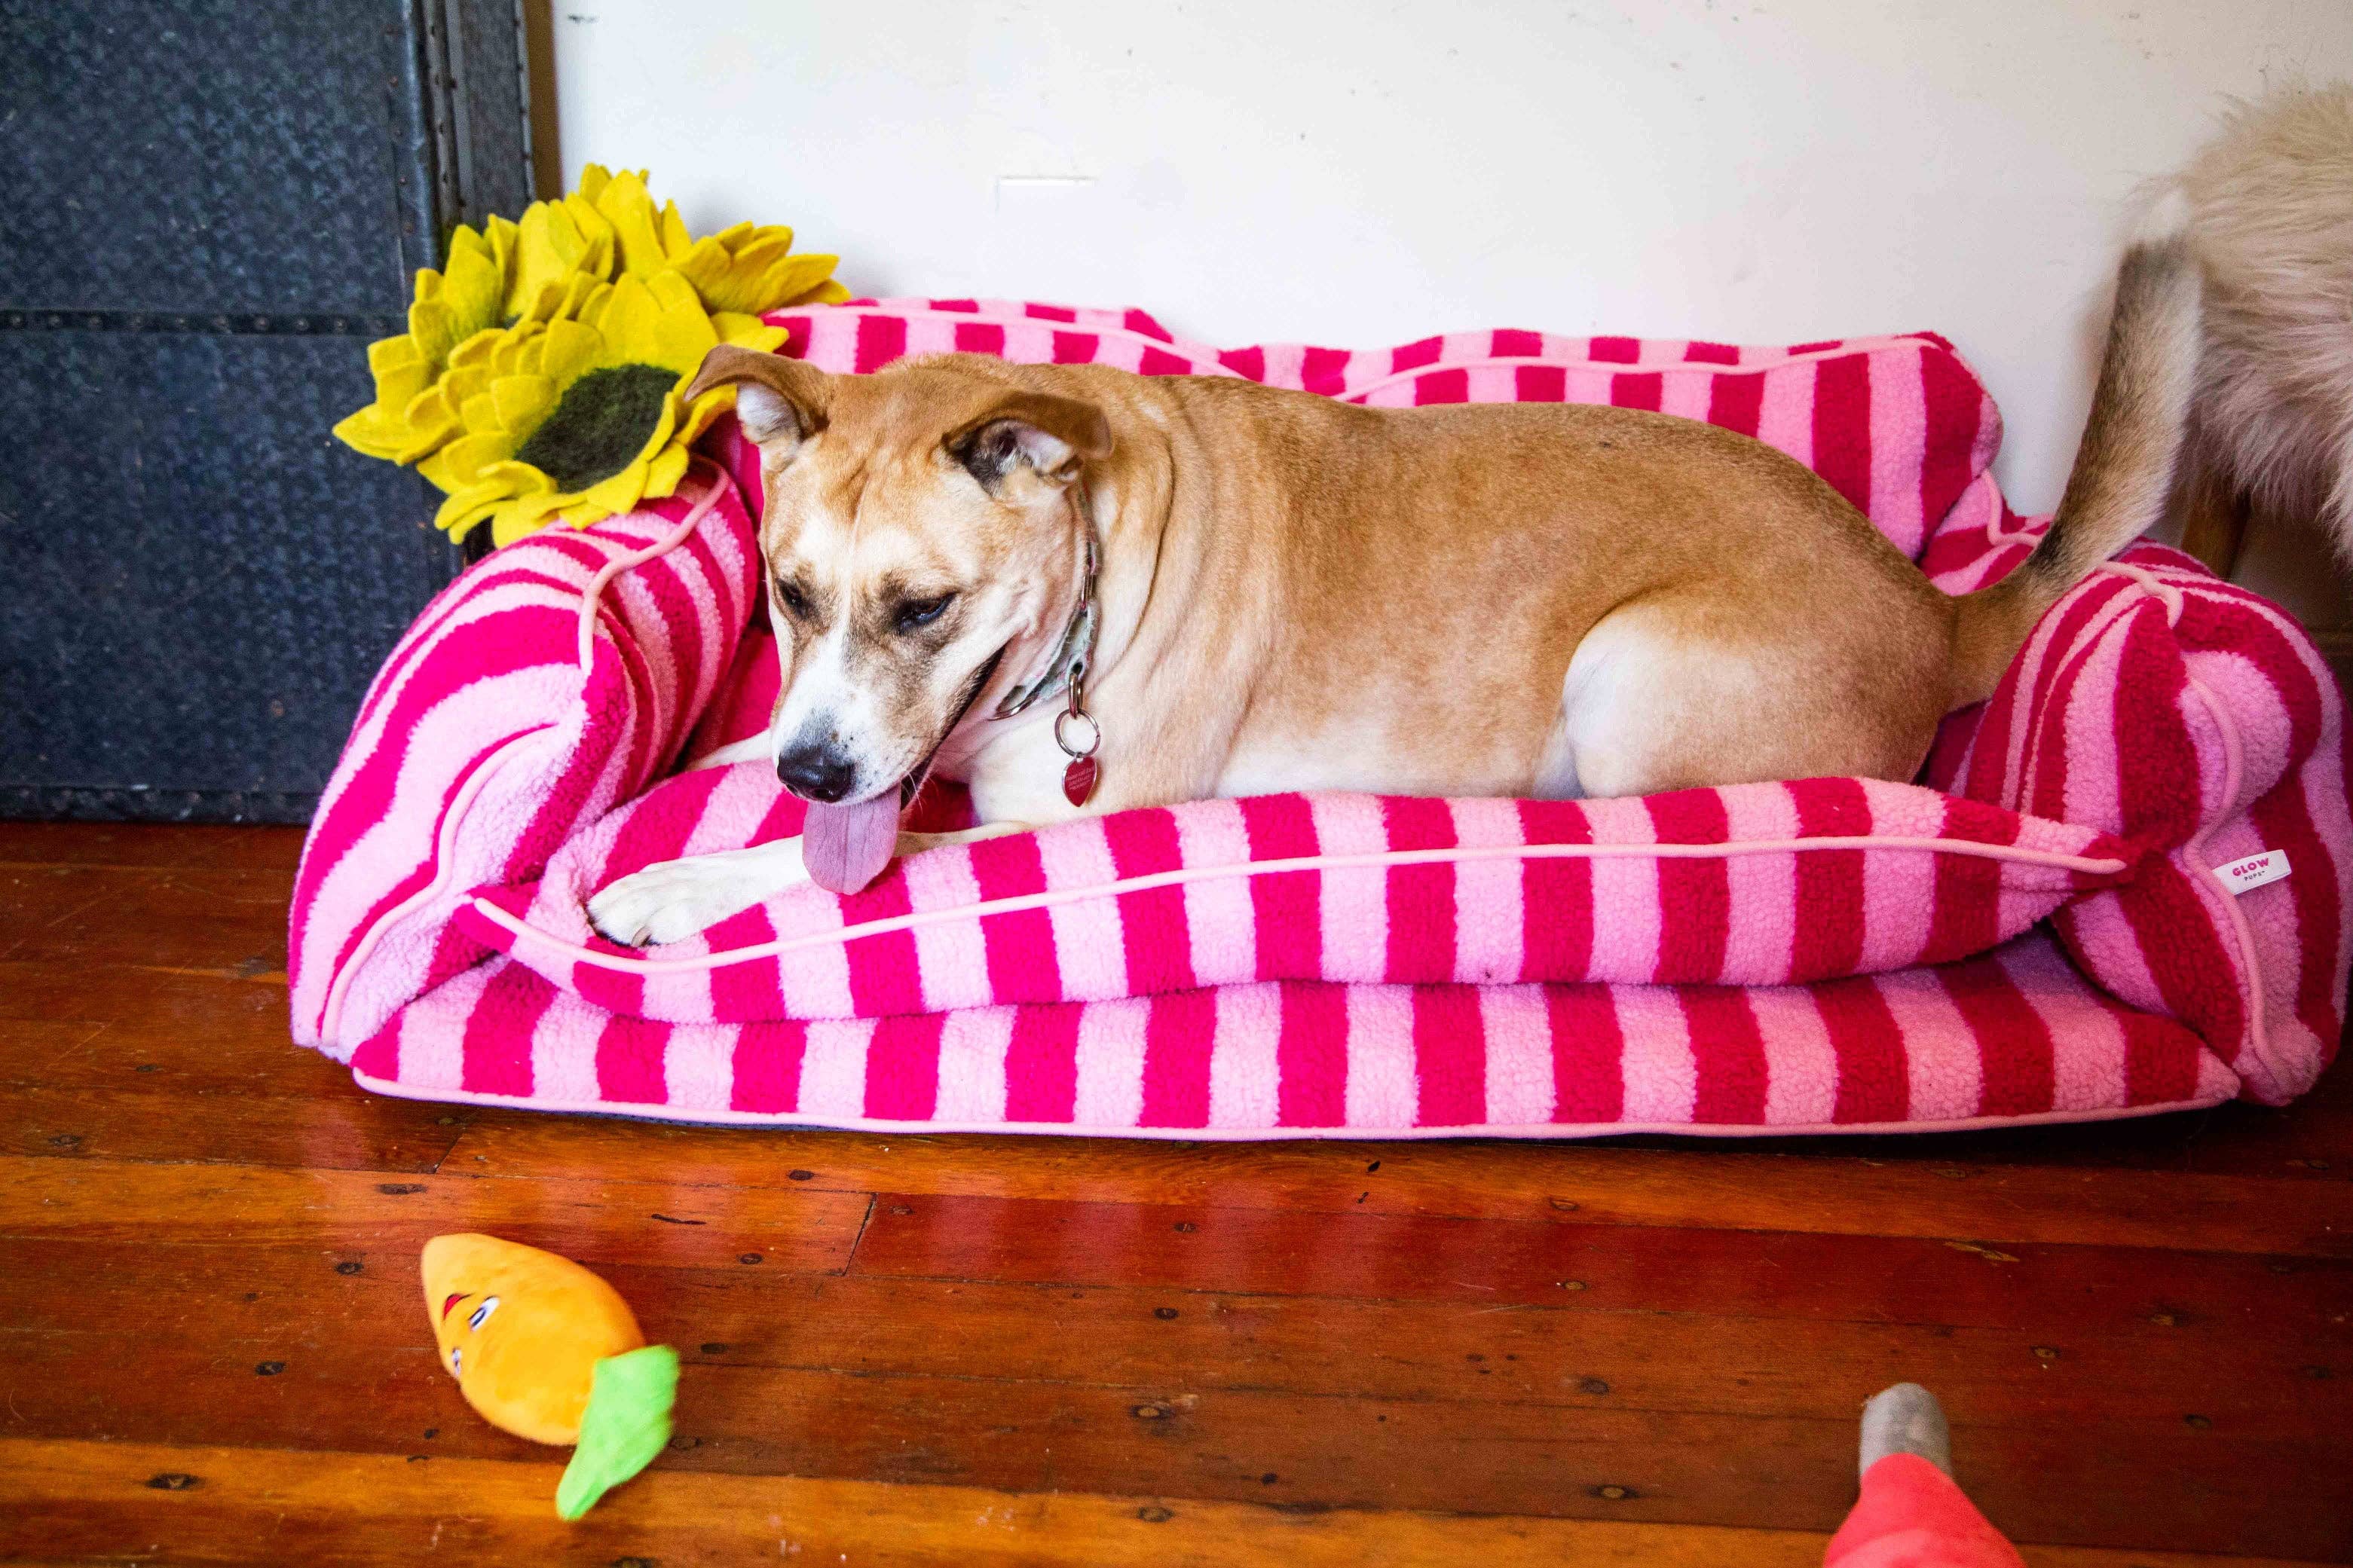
[944,393,1112,495]
[684,345,830,460]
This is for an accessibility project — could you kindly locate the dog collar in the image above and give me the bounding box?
[993,488,1101,722]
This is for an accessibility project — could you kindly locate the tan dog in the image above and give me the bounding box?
[588,225,2200,946]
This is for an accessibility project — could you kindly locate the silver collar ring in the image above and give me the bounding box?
[1054,707,1100,760]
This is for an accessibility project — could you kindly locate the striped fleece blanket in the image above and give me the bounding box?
[288,299,2351,1136]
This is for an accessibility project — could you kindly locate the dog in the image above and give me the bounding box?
[588,88,2349,949]
[2168,82,2353,563]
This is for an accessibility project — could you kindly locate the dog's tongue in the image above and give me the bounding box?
[802,793,901,895]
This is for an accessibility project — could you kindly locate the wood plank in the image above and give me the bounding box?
[0,992,379,1104]
[5,1437,2321,1568]
[843,1190,2353,1338]
[650,1367,2334,1559]
[449,1114,2353,1258]
[2,1239,2338,1441]
[0,863,291,970]
[17,1113,2338,1346]
[0,1021,112,1078]
[0,821,302,873]
[0,1241,418,1343]
[0,1154,868,1273]
[0,864,125,965]
[0,1334,508,1459]
[0,1328,2333,1558]
[0,1081,467,1172]
[0,958,292,1031]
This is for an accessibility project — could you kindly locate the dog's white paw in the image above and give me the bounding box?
[588,859,746,947]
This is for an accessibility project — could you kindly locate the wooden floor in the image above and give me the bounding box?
[0,821,2348,1566]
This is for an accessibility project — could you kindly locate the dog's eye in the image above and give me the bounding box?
[775,579,809,618]
[894,594,954,632]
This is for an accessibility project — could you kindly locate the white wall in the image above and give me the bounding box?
[552,1,2353,513]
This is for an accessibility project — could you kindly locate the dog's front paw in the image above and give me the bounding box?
[588,859,742,947]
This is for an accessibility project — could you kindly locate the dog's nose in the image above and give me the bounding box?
[777,744,856,803]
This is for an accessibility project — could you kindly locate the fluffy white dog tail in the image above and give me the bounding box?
[2176,82,2353,561]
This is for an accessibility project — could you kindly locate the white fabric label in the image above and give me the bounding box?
[2217,850,2291,895]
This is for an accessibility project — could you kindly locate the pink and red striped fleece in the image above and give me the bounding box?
[351,928,2231,1136]
[292,298,2348,1136]
[452,777,2135,1028]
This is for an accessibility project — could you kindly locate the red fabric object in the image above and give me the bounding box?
[1825,1454,2026,1568]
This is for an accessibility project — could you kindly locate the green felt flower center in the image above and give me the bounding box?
[516,363,675,491]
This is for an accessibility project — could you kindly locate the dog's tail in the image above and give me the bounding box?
[1946,206,2204,708]
[1948,81,2353,709]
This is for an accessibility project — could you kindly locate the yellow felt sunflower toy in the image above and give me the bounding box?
[418,271,755,545]
[335,165,848,546]
[331,193,612,465]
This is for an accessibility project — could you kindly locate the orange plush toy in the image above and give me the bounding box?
[421,1233,679,1518]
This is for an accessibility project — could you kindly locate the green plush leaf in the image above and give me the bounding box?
[555,1344,678,1520]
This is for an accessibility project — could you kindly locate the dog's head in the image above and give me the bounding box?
[684,346,1110,807]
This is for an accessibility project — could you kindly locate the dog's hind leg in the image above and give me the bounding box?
[1556,610,1718,800]
[1556,598,1941,799]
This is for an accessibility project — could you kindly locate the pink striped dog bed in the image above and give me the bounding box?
[288,299,2351,1136]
